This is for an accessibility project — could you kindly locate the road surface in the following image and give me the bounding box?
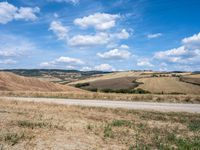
[1,97,200,113]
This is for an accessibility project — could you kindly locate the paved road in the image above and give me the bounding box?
[1,97,200,113]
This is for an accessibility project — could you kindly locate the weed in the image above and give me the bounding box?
[176,136,200,149]
[87,124,93,130]
[137,123,146,130]
[129,145,134,150]
[188,120,200,131]
[3,132,25,146]
[104,125,114,138]
[17,120,47,129]
[111,120,132,127]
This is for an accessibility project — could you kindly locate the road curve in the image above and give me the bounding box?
[1,97,200,113]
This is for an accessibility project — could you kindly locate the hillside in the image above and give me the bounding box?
[0,72,84,92]
[0,69,110,84]
[69,71,146,85]
[136,77,200,94]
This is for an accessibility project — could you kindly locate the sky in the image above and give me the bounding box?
[0,0,200,71]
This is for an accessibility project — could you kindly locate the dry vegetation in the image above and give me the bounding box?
[69,71,145,85]
[0,99,199,149]
[137,77,200,94]
[76,77,137,90]
[0,72,84,92]
[180,74,200,86]
[0,91,200,103]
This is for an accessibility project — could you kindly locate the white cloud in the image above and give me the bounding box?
[147,33,162,39]
[40,62,55,67]
[182,32,200,49]
[112,29,130,39]
[94,64,115,71]
[50,16,130,47]
[81,66,92,71]
[154,46,187,59]
[154,32,200,64]
[0,34,36,58]
[40,56,84,68]
[66,65,75,69]
[68,32,110,46]
[68,30,130,46]
[74,13,120,30]
[14,7,40,21]
[154,46,200,63]
[0,59,17,65]
[97,48,131,59]
[56,56,84,64]
[49,21,69,40]
[0,2,40,24]
[49,0,79,5]
[120,44,129,49]
[137,59,154,67]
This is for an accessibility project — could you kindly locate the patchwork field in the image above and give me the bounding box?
[75,77,138,90]
[69,71,144,84]
[180,74,200,86]
[137,77,200,94]
[0,99,200,149]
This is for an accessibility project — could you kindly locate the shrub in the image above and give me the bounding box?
[111,120,132,127]
[100,88,150,94]
[87,88,98,92]
[3,132,25,146]
[17,120,47,129]
[104,125,114,138]
[75,82,90,88]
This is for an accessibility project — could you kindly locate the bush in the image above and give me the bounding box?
[100,88,150,94]
[87,88,98,92]
[75,82,90,88]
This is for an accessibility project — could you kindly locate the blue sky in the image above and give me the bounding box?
[0,0,200,71]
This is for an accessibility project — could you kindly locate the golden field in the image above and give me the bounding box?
[0,99,200,149]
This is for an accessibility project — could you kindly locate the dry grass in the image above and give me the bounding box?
[184,74,200,78]
[0,99,199,149]
[76,77,137,90]
[0,72,84,92]
[69,71,144,85]
[0,91,200,103]
[137,77,200,94]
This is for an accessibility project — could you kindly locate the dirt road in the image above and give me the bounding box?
[1,97,200,113]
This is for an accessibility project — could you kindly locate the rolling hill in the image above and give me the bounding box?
[0,72,84,92]
[136,77,200,94]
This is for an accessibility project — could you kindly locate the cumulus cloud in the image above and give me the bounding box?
[94,64,115,71]
[147,33,162,39]
[182,32,200,49]
[119,44,129,49]
[68,32,110,46]
[74,13,120,30]
[0,34,36,58]
[40,56,84,68]
[137,59,154,67]
[0,2,40,24]
[97,48,131,59]
[56,56,84,64]
[0,59,17,65]
[81,66,92,71]
[48,0,79,5]
[112,29,130,39]
[49,21,69,40]
[154,32,200,64]
[68,30,130,46]
[50,13,130,47]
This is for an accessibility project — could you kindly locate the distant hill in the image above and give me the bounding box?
[0,72,84,92]
[0,69,111,84]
